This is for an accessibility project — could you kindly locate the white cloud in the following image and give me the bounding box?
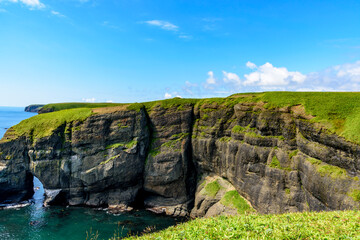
[174,60,360,100]
[204,71,217,89]
[0,8,7,12]
[246,61,257,69]
[206,71,216,84]
[164,91,182,99]
[144,20,178,31]
[2,0,45,9]
[335,61,360,82]
[143,20,192,40]
[106,100,113,103]
[51,10,65,17]
[82,98,96,103]
[179,34,192,39]
[243,62,306,86]
[223,71,241,85]
[164,92,172,99]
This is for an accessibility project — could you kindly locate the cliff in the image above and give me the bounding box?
[1,92,360,217]
[24,104,45,113]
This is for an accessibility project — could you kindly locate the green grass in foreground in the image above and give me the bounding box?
[121,210,360,240]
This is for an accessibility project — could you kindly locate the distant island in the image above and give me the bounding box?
[24,104,45,113]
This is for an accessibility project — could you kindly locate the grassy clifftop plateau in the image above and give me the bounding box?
[2,92,360,144]
[120,210,360,240]
[39,102,125,113]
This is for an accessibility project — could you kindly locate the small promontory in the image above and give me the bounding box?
[24,104,45,113]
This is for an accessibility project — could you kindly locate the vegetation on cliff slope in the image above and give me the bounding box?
[0,108,92,143]
[120,210,360,240]
[126,92,360,144]
[3,92,360,145]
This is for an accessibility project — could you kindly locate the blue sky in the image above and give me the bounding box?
[1,0,360,106]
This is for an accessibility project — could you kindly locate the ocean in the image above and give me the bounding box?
[0,107,36,139]
[0,107,180,240]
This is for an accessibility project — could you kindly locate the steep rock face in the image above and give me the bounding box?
[143,105,196,216]
[0,137,33,203]
[1,108,150,207]
[1,101,360,216]
[24,105,44,113]
[192,102,360,213]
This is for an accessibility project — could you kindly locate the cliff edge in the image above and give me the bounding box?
[24,104,45,113]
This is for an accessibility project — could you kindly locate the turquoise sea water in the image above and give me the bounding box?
[0,107,181,240]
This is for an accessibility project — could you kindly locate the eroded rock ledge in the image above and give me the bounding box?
[1,101,359,217]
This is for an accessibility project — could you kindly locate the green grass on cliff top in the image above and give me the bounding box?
[259,92,360,143]
[3,92,360,144]
[40,102,125,112]
[0,108,93,142]
[121,210,360,240]
[127,91,360,144]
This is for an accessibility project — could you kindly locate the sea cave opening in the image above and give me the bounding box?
[32,175,45,207]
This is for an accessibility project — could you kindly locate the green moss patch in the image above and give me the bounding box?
[106,140,138,150]
[219,136,232,142]
[269,156,292,171]
[269,156,281,168]
[288,149,299,159]
[232,125,245,134]
[117,123,130,129]
[232,124,284,140]
[220,190,252,214]
[106,143,124,150]
[204,180,221,197]
[307,157,349,179]
[161,133,189,149]
[100,154,120,165]
[348,189,360,202]
[202,114,209,121]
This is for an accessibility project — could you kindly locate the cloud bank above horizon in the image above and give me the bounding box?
[164,60,360,99]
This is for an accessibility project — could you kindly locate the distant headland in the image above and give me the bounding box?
[24,104,45,113]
